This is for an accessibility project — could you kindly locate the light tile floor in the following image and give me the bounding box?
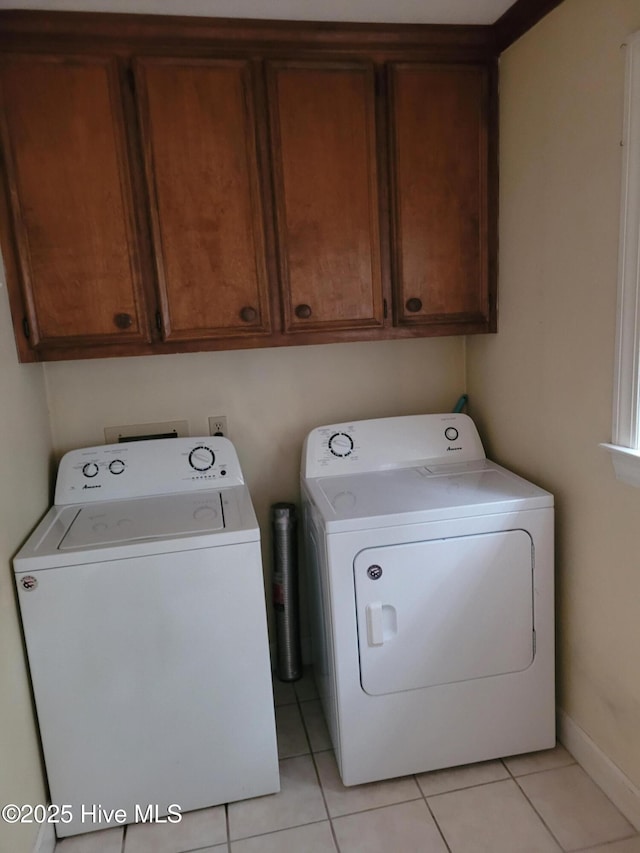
[55,672,640,853]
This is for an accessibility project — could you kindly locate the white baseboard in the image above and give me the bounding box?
[558,708,640,831]
[32,821,55,853]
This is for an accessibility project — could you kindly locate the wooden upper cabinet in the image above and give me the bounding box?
[0,15,498,361]
[388,63,492,329]
[134,57,272,342]
[266,61,384,334]
[0,55,151,352]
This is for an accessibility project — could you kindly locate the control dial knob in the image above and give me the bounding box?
[82,462,99,478]
[189,445,215,472]
[109,459,125,475]
[328,432,354,458]
[444,427,459,442]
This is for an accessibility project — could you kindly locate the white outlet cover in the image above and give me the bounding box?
[208,416,228,436]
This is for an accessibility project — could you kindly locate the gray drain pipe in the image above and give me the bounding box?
[271,503,302,682]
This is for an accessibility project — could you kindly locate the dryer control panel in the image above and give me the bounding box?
[55,437,244,505]
[302,414,485,478]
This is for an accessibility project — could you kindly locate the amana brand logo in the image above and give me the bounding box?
[446,446,462,452]
[82,484,102,489]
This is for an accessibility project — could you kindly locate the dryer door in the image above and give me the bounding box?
[354,530,534,696]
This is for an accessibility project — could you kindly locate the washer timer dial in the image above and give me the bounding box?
[189,445,215,472]
[328,432,354,458]
[82,462,99,478]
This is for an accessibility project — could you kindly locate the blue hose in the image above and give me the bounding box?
[452,394,468,413]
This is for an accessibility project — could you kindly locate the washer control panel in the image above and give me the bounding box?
[55,437,244,505]
[302,413,485,478]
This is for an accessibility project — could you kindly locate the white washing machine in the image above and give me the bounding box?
[14,437,279,838]
[301,413,555,786]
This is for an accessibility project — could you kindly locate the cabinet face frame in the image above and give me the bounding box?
[133,56,275,344]
[0,53,155,357]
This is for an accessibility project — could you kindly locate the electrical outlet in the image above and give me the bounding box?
[208,416,228,437]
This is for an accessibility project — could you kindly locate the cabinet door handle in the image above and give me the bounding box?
[405,297,423,313]
[114,312,133,329]
[239,306,258,323]
[295,304,312,320]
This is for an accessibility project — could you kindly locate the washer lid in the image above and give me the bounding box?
[58,491,226,550]
[308,460,553,531]
[14,485,260,571]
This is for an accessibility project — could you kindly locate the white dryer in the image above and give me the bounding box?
[301,413,554,786]
[14,437,279,838]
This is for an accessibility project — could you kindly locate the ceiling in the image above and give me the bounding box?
[0,0,519,26]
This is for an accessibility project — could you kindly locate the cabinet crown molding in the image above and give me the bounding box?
[0,9,497,60]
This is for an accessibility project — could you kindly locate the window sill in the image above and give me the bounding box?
[600,443,640,487]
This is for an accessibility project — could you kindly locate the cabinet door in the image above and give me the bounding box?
[0,55,152,352]
[267,61,384,334]
[389,64,492,329]
[135,58,272,342]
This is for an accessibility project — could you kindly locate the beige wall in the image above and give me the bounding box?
[44,339,465,511]
[468,0,640,788]
[44,337,465,640]
[0,282,52,852]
